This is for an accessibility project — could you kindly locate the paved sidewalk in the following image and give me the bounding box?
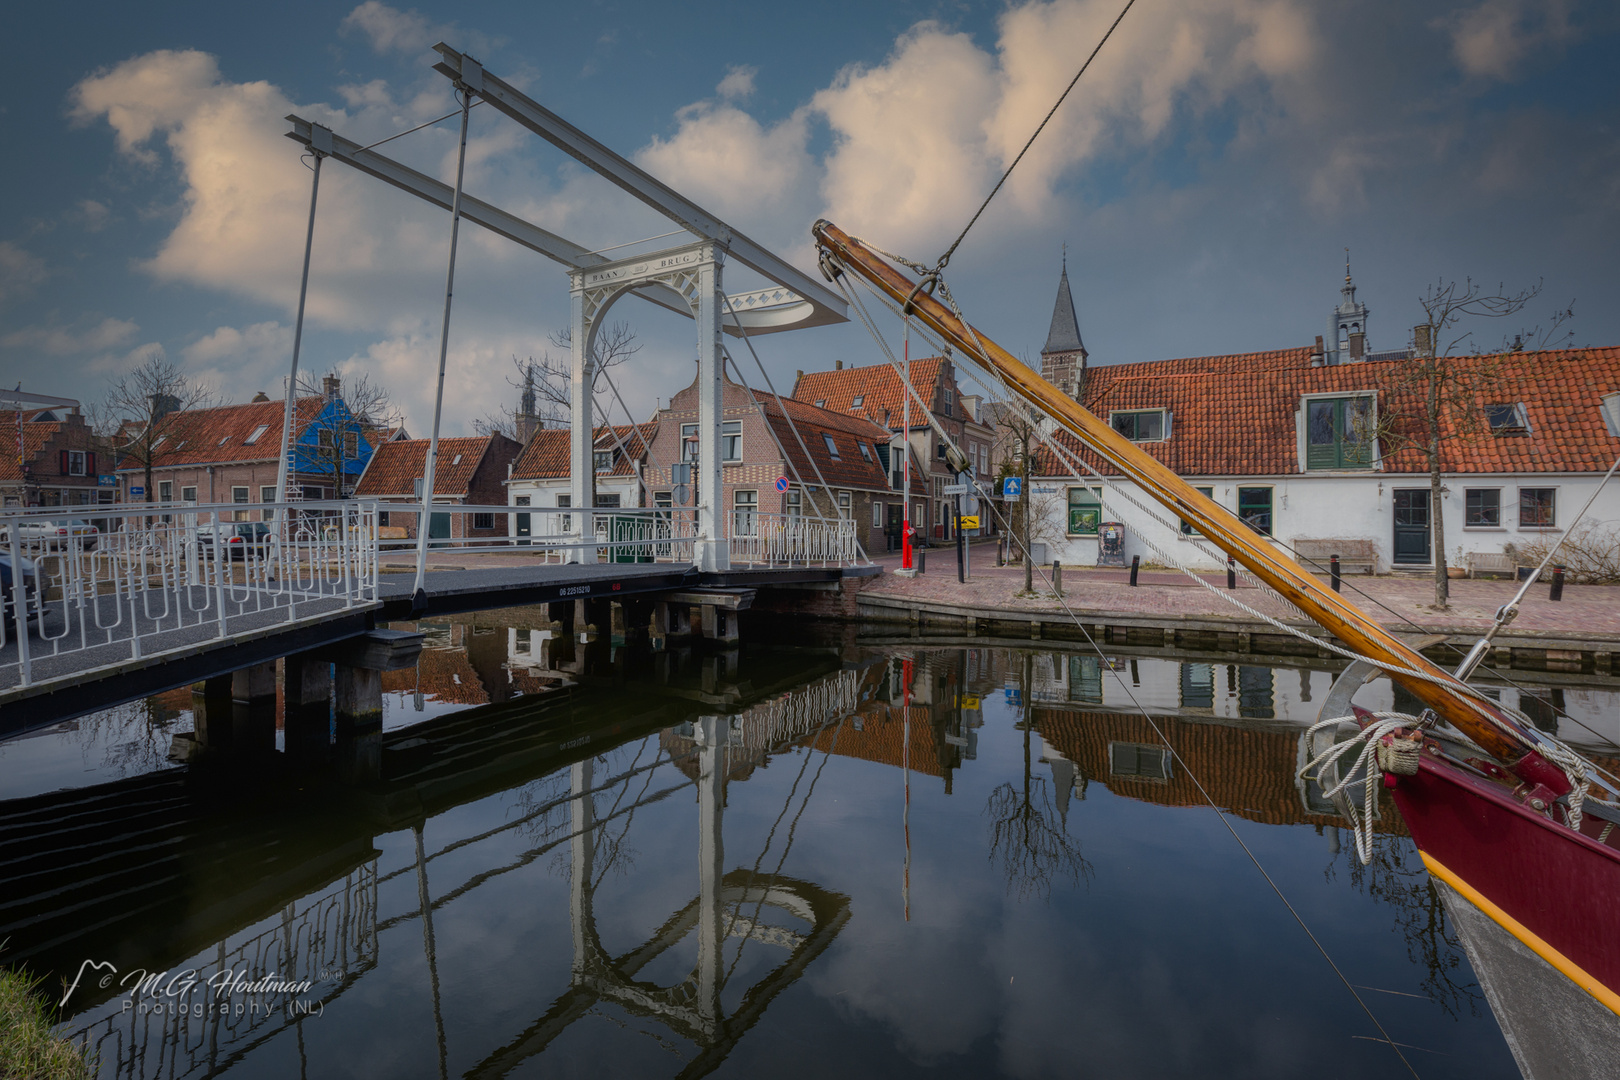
[863,540,1620,641]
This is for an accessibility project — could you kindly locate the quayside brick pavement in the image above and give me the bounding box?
[383,542,1620,641]
[862,542,1620,641]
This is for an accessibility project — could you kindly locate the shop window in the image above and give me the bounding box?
[1067,486,1101,536]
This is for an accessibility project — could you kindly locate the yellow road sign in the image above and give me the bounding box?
[958,515,980,529]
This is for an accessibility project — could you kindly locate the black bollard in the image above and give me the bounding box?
[1227,556,1236,590]
[1053,560,1063,597]
[1550,564,1566,602]
[1129,555,1140,587]
[1330,554,1341,593]
[917,547,926,574]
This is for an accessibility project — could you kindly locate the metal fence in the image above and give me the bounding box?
[1,501,378,692]
[729,513,861,568]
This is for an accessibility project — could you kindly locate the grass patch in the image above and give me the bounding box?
[0,967,94,1080]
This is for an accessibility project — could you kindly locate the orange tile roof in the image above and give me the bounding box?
[792,358,950,429]
[1034,709,1409,835]
[754,390,893,491]
[1032,345,1620,477]
[509,423,657,480]
[0,415,64,484]
[108,397,331,471]
[353,436,496,497]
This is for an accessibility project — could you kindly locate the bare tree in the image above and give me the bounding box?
[475,324,643,441]
[100,354,218,508]
[295,372,403,498]
[1371,279,1545,608]
[985,652,1091,901]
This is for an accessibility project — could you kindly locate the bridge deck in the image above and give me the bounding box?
[2,561,876,738]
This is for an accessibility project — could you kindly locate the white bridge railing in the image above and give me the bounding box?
[1,501,378,692]
[729,512,860,569]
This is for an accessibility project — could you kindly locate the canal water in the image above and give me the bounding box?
[4,607,1617,1078]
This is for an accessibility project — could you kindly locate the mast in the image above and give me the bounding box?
[812,219,1574,801]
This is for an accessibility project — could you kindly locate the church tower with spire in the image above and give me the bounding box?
[1324,251,1370,365]
[1040,250,1088,399]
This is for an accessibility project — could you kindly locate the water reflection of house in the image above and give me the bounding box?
[1033,708,1410,836]
[381,623,516,707]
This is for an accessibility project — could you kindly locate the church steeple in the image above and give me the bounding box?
[1040,248,1088,398]
[1324,249,1370,365]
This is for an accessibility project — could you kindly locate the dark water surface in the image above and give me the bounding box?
[6,609,1614,1078]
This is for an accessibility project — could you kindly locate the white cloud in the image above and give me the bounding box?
[341,2,443,56]
[636,1,1322,256]
[1443,0,1577,80]
[716,65,757,102]
[0,241,49,302]
[182,321,293,367]
[2,316,139,356]
[88,340,166,376]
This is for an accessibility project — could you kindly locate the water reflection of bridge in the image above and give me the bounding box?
[2,646,882,1077]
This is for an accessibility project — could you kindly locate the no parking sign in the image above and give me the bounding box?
[774,476,790,493]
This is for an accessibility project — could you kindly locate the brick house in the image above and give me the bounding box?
[353,434,522,541]
[791,356,995,544]
[111,391,377,519]
[1,406,113,512]
[505,423,656,543]
[643,375,892,554]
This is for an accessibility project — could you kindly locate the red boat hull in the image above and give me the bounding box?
[1391,752,1620,1014]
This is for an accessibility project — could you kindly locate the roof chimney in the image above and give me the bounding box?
[795,369,803,382]
[1413,324,1433,357]
[251,391,270,402]
[1311,335,1325,367]
[322,374,341,401]
[835,359,843,370]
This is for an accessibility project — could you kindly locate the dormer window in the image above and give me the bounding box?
[594,450,613,472]
[1486,403,1529,435]
[1110,409,1169,442]
[1305,395,1374,470]
[851,394,865,408]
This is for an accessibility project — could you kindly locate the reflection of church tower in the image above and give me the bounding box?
[1324,253,1370,365]
[1040,252,1088,399]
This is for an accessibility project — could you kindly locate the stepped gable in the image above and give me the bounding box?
[353,436,493,497]
[0,414,65,483]
[1032,345,1620,478]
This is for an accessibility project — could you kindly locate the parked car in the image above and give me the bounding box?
[0,518,99,551]
[0,552,39,632]
[195,521,273,560]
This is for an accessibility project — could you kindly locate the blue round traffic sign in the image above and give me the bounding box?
[774,476,790,492]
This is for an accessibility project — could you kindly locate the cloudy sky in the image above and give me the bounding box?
[3,0,1616,436]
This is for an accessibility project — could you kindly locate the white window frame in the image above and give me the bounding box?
[1517,485,1558,530]
[1107,408,1170,443]
[722,420,742,462]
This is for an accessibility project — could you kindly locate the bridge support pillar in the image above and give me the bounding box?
[189,676,235,754]
[232,662,277,704]
[282,653,332,761]
[334,664,382,726]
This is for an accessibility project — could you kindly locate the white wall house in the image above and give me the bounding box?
[1026,339,1620,576]
[505,424,653,545]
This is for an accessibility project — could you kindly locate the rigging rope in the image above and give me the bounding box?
[932,0,1140,276]
[831,248,1608,814]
